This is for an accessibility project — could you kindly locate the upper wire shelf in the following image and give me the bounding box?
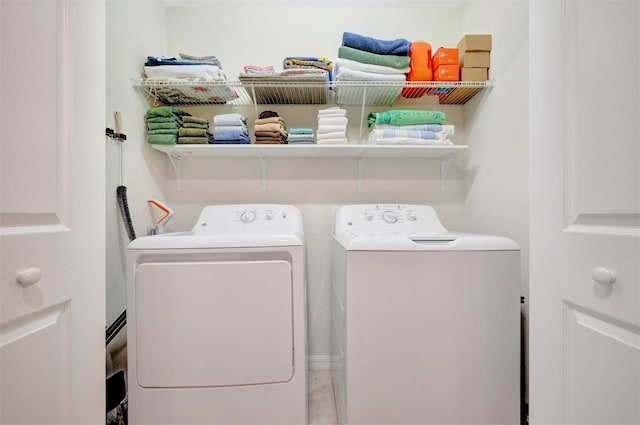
[131,79,494,107]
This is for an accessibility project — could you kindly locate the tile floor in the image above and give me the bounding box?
[109,345,339,424]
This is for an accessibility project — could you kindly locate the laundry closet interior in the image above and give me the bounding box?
[105,0,529,410]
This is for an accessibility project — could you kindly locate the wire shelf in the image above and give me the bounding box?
[132,79,494,107]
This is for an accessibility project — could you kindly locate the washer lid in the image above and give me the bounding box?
[334,231,519,251]
[128,204,304,249]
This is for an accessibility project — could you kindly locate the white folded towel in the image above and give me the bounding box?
[317,107,347,117]
[213,113,247,126]
[336,66,407,82]
[368,137,453,146]
[317,131,347,140]
[317,124,347,133]
[316,137,349,145]
[318,116,348,126]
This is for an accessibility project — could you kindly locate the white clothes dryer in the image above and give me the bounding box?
[126,204,307,425]
[331,204,520,425]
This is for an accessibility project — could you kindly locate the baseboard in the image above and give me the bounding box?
[308,354,334,371]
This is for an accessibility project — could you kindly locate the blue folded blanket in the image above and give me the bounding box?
[342,31,410,56]
[213,129,251,142]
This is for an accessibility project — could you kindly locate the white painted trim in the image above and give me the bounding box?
[308,354,334,371]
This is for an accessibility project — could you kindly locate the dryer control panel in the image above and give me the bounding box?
[193,204,303,236]
[335,204,447,235]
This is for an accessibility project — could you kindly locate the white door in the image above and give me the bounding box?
[0,0,105,424]
[530,0,640,424]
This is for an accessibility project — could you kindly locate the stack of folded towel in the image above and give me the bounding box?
[254,111,287,144]
[283,56,334,81]
[334,32,411,103]
[212,113,250,144]
[287,128,315,145]
[146,106,191,145]
[316,107,348,144]
[367,110,454,145]
[178,115,212,144]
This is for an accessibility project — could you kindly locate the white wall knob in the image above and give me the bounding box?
[592,266,616,285]
[16,267,42,287]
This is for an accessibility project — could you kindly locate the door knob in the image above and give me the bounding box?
[591,266,616,285]
[16,267,42,287]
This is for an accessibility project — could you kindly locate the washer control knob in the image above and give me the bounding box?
[407,214,417,221]
[240,210,257,224]
[382,210,398,224]
[265,211,275,221]
[364,212,374,221]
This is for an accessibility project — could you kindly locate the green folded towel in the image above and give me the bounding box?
[147,116,182,124]
[182,122,209,129]
[147,134,177,145]
[367,110,446,129]
[178,128,209,137]
[148,129,179,135]
[178,136,209,144]
[182,116,209,125]
[338,46,410,69]
[146,106,191,118]
[148,121,180,130]
[289,128,314,135]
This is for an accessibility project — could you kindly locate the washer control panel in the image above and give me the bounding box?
[335,204,447,235]
[193,204,300,235]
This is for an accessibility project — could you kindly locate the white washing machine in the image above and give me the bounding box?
[331,204,520,425]
[126,204,307,425]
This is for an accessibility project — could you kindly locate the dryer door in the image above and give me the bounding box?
[134,260,293,387]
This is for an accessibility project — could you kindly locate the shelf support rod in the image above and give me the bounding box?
[167,153,182,194]
[359,84,368,143]
[440,153,455,192]
[356,155,364,194]
[260,155,267,194]
[250,84,258,117]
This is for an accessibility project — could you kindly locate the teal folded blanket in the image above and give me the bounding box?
[147,134,177,145]
[367,110,446,129]
[178,127,209,137]
[289,128,314,135]
[182,116,209,125]
[146,106,190,118]
[338,46,410,69]
[178,136,209,144]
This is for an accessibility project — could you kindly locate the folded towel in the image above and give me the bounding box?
[287,134,315,142]
[367,110,446,129]
[371,123,447,132]
[212,137,251,144]
[148,121,181,130]
[255,122,286,133]
[402,42,433,99]
[369,137,453,146]
[317,131,347,140]
[289,128,314,135]
[316,137,349,145]
[178,128,209,137]
[336,66,407,82]
[259,110,280,119]
[215,125,248,134]
[255,131,283,138]
[179,53,222,68]
[283,56,334,80]
[338,46,411,70]
[182,116,209,125]
[147,134,177,145]
[183,122,209,129]
[146,56,220,67]
[335,58,410,75]
[147,129,180,135]
[144,65,225,80]
[318,116,348,126]
[317,124,347,133]
[147,116,183,123]
[213,113,247,126]
[368,128,454,143]
[317,107,347,117]
[177,136,209,144]
[146,106,190,118]
[254,117,285,125]
[342,32,410,56]
[243,64,276,74]
[214,129,250,141]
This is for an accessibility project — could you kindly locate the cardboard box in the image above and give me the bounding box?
[432,47,459,68]
[434,64,460,81]
[460,51,490,68]
[460,67,488,81]
[457,34,492,52]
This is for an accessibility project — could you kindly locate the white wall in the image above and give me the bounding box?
[105,1,530,358]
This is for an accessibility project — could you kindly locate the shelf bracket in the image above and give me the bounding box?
[356,155,364,194]
[260,155,267,194]
[167,153,182,194]
[440,153,455,192]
